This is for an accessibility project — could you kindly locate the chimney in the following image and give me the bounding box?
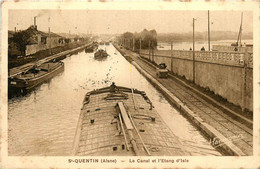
[34,16,37,30]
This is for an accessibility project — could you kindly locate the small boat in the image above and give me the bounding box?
[72,84,187,156]
[94,49,108,59]
[8,61,64,93]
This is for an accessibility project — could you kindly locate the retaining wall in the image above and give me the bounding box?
[140,49,253,112]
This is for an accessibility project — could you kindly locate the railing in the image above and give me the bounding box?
[195,51,246,67]
[140,49,253,68]
[212,45,253,53]
[248,53,253,68]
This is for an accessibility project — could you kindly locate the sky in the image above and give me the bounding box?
[8,10,253,35]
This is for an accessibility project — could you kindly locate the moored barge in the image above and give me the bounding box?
[72,84,188,156]
[9,61,64,93]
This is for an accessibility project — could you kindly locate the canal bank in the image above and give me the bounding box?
[9,42,91,78]
[113,43,253,156]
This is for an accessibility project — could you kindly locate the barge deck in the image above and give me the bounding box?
[73,85,188,156]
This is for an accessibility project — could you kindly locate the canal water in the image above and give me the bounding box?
[8,44,221,156]
[157,39,253,51]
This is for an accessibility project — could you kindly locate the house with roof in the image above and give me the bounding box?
[24,25,64,56]
[8,25,65,57]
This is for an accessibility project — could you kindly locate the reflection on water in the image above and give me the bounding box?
[8,44,221,156]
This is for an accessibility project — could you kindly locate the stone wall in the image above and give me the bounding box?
[140,49,253,112]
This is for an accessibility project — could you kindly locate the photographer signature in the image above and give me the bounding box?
[209,134,243,148]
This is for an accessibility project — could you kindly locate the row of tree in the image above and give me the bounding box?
[118,29,158,50]
[156,31,253,42]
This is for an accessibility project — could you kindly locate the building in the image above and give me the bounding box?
[25,25,64,56]
[8,25,65,57]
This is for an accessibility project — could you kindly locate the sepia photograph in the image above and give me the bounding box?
[1,1,259,168]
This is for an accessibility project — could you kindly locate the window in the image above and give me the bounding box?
[41,37,47,44]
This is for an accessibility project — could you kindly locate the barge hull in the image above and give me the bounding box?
[9,62,64,93]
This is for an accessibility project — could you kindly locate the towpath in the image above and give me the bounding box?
[115,44,253,156]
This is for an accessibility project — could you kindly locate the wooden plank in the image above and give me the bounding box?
[118,102,133,130]
[118,113,130,151]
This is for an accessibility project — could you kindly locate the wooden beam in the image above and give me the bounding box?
[118,102,133,130]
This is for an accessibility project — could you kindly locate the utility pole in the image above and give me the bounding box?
[208,10,210,51]
[139,39,141,54]
[48,27,51,55]
[151,41,154,62]
[149,40,151,61]
[133,38,135,51]
[171,41,173,72]
[193,18,195,83]
[48,17,51,54]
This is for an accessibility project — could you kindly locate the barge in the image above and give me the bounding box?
[72,83,188,156]
[85,43,99,53]
[9,61,64,93]
[94,49,108,59]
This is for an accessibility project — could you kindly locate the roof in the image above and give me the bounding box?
[8,26,63,45]
[26,25,62,38]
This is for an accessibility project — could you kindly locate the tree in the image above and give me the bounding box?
[65,38,71,44]
[74,37,79,42]
[12,30,31,56]
[120,29,158,50]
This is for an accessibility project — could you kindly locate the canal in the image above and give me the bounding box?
[8,43,221,156]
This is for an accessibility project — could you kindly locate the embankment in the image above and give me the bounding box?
[8,41,88,69]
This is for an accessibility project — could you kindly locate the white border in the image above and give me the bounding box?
[1,1,259,169]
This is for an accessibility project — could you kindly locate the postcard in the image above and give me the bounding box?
[1,1,259,168]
